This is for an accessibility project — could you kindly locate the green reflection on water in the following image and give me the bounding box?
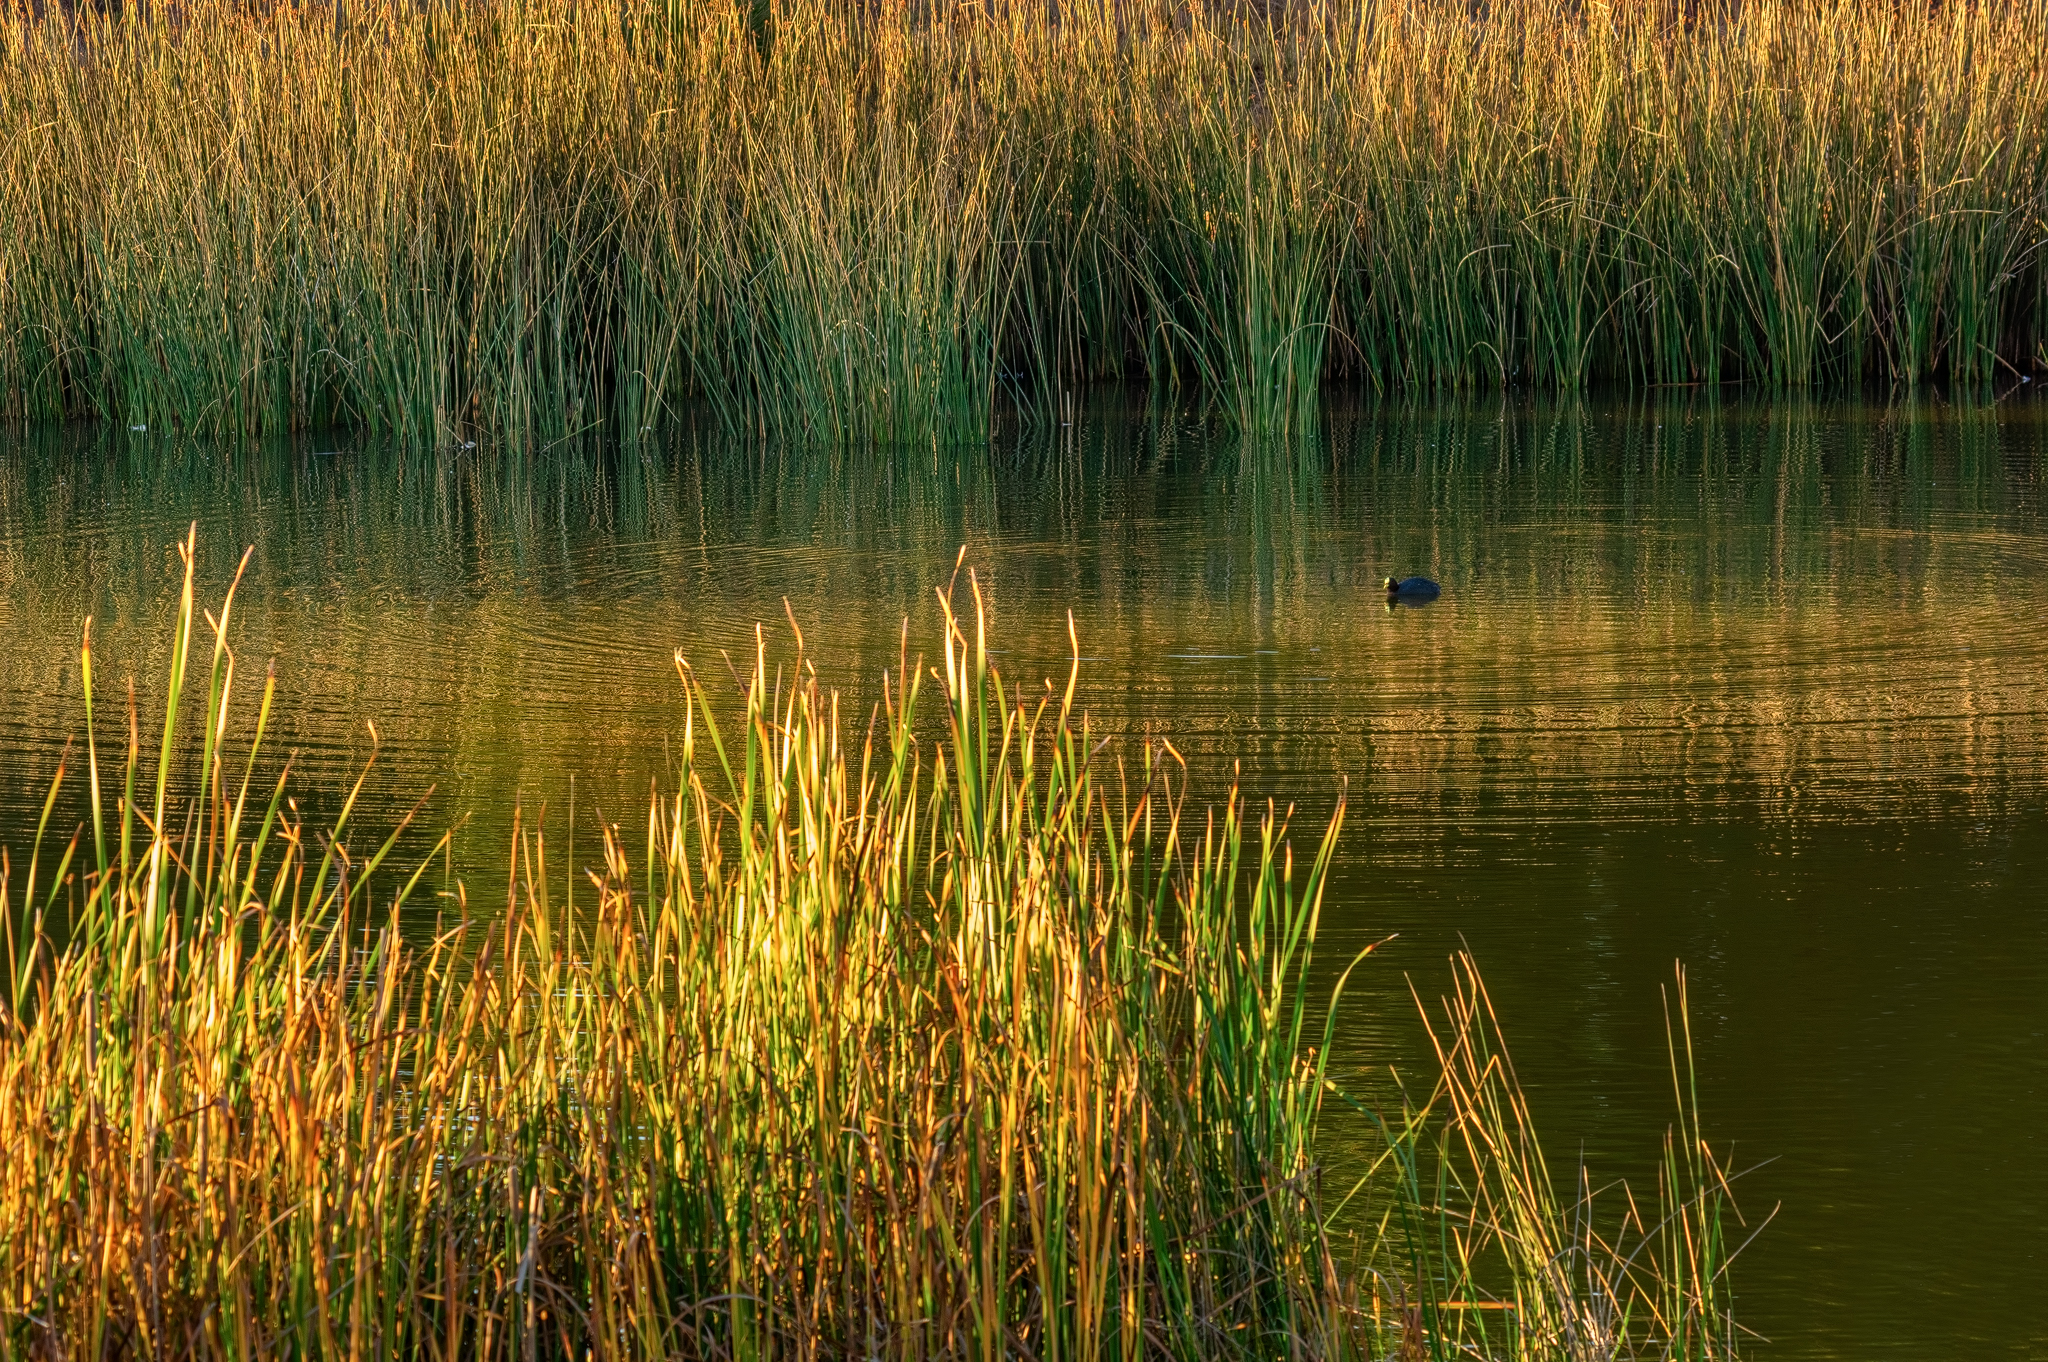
[1,395,2044,1360]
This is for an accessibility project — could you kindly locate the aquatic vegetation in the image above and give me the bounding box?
[0,0,2041,441]
[0,533,1748,1358]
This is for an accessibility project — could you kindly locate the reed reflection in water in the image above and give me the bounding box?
[0,395,2044,1360]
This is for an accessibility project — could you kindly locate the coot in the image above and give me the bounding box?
[1382,575,1441,600]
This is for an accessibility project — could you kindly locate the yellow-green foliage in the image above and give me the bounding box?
[0,0,2042,439]
[0,534,1749,1359]
[0,537,1365,1358]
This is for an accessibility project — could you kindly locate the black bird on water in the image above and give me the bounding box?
[1382,575,1441,601]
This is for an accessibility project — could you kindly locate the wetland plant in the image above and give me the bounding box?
[0,0,2043,441]
[0,532,1749,1359]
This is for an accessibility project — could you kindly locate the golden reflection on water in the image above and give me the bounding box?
[0,397,2042,843]
[1,396,2045,1360]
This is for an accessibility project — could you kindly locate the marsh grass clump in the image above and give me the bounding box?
[1,0,2044,442]
[0,530,1368,1358]
[0,532,1749,1359]
[1350,958,1757,1362]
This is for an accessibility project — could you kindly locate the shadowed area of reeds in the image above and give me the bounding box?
[0,0,2043,442]
[0,533,1752,1359]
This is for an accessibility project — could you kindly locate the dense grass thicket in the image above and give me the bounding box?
[0,0,2043,442]
[0,535,1748,1360]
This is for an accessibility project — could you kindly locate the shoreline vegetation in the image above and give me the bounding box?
[0,533,1752,1359]
[2,0,2045,442]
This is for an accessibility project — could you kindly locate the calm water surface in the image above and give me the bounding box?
[2,397,2043,1360]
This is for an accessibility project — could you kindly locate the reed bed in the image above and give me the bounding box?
[0,533,1748,1359]
[0,0,2043,441]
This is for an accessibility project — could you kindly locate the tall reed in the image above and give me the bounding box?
[1,0,2042,441]
[1351,957,1758,1362]
[1,531,1365,1357]
[1,533,1750,1358]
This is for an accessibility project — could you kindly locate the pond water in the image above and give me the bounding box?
[1,396,2044,1360]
